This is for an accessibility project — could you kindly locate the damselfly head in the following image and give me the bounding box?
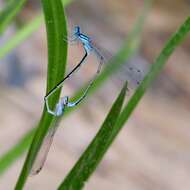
[74,25,81,35]
[63,96,69,105]
[59,96,69,107]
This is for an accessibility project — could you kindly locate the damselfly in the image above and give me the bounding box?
[44,26,104,116]
[30,26,104,175]
[30,25,146,175]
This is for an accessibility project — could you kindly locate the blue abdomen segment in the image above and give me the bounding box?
[78,34,93,54]
[84,42,93,54]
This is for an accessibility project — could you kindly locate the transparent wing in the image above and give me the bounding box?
[91,40,146,90]
[30,118,61,176]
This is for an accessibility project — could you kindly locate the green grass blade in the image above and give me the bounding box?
[0,16,43,59]
[58,82,128,190]
[0,130,35,175]
[58,15,190,189]
[59,15,190,190]
[0,1,149,176]
[14,0,68,189]
[0,0,72,59]
[116,16,190,130]
[0,0,27,34]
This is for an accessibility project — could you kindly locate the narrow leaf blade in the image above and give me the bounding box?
[0,0,27,34]
[15,0,68,189]
[58,82,128,190]
[58,15,190,190]
[115,16,190,134]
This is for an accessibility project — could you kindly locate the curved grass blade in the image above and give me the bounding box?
[0,0,72,60]
[0,1,149,176]
[58,16,190,190]
[58,82,128,190]
[0,16,43,59]
[115,16,190,130]
[14,0,68,189]
[0,0,27,34]
[0,130,35,175]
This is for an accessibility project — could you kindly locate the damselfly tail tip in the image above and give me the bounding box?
[29,166,43,177]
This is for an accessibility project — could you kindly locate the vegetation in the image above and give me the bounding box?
[0,0,189,189]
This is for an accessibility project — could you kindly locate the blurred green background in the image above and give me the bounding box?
[0,0,190,189]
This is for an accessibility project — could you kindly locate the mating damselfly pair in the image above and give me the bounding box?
[30,25,144,175]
